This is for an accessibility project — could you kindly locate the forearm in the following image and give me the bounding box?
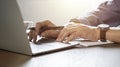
[106,29,120,43]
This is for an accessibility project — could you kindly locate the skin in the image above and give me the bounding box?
[56,24,120,43]
[56,24,100,43]
[33,20,55,43]
[29,20,60,43]
[106,29,120,43]
[28,29,60,41]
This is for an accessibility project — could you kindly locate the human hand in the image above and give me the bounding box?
[28,29,61,42]
[30,20,56,43]
[56,24,99,43]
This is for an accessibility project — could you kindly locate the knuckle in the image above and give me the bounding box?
[45,20,51,22]
[41,33,46,37]
[44,20,51,24]
[64,30,70,35]
[41,31,48,37]
[36,22,40,25]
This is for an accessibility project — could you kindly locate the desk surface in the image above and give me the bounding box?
[0,44,120,67]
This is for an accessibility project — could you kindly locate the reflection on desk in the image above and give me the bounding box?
[0,43,120,67]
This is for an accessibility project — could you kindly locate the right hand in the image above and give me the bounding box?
[56,24,99,43]
[31,20,56,43]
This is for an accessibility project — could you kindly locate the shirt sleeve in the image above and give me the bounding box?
[76,0,120,26]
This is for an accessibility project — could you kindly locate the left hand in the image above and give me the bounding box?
[56,24,99,43]
[28,29,61,41]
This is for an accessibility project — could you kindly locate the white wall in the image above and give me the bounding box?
[17,0,107,25]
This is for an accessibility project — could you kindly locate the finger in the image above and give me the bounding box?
[29,35,33,41]
[64,32,77,43]
[56,29,70,42]
[35,20,56,35]
[56,29,65,42]
[33,32,37,43]
[28,33,32,41]
[28,31,34,41]
[33,22,43,43]
[28,32,32,41]
[41,30,49,38]
[35,22,42,35]
[41,30,60,39]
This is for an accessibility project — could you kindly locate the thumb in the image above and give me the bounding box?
[33,32,38,43]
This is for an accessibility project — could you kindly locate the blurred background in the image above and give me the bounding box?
[17,0,107,25]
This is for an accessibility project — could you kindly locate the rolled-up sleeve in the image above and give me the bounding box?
[77,0,120,26]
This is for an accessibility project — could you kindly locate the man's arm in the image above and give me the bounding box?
[106,27,120,43]
[56,24,120,43]
[71,0,120,26]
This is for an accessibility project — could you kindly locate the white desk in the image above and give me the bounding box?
[0,43,120,67]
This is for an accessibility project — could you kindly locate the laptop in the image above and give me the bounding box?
[0,0,78,56]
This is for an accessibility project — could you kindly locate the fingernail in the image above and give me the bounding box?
[56,39,59,42]
[64,40,69,43]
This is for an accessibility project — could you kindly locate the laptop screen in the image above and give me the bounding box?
[0,0,32,55]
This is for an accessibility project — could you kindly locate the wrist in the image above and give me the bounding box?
[95,28,100,41]
[90,27,100,41]
[98,24,110,42]
[82,26,100,41]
